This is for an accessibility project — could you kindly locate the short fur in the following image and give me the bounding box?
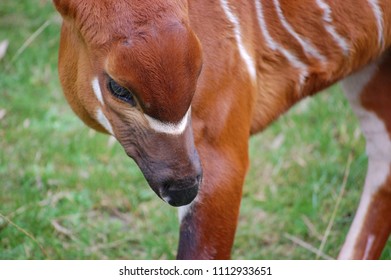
[54,0,391,259]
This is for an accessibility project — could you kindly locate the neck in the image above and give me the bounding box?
[189,0,389,134]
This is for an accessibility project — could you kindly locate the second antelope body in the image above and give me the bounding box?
[53,0,391,259]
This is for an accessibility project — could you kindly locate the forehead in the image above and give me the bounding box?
[73,0,188,46]
[106,24,201,123]
[71,1,200,123]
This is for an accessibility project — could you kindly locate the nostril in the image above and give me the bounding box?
[162,180,172,192]
[163,176,200,192]
[160,177,199,207]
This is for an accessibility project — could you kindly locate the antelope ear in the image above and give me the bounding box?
[53,0,74,18]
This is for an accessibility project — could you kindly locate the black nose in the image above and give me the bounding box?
[160,175,201,207]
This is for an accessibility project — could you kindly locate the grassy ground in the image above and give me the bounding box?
[1,0,390,260]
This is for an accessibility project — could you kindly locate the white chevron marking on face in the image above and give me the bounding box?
[144,108,191,135]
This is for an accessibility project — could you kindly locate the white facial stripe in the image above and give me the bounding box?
[254,0,308,86]
[220,0,257,80]
[96,108,114,135]
[145,108,190,135]
[367,0,384,48]
[92,77,114,135]
[273,0,326,63]
[92,77,104,105]
[316,0,350,55]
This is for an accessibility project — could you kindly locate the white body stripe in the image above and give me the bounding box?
[96,108,114,135]
[220,0,257,80]
[92,77,104,105]
[367,0,384,48]
[340,61,391,259]
[145,108,190,135]
[254,0,279,51]
[254,0,308,86]
[273,0,326,63]
[315,0,350,55]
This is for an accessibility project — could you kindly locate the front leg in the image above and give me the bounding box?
[340,56,391,259]
[177,142,249,259]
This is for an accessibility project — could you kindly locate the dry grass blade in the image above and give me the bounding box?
[284,233,334,260]
[0,109,6,120]
[86,236,138,254]
[6,191,71,219]
[316,153,353,259]
[51,219,75,239]
[0,212,48,258]
[0,40,9,60]
[6,20,51,69]
[301,215,323,241]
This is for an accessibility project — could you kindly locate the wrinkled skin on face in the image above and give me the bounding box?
[54,0,203,206]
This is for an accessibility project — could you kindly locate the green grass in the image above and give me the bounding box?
[1,0,390,260]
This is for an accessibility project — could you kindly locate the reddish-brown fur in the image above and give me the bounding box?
[342,53,391,259]
[54,0,391,259]
[350,168,391,259]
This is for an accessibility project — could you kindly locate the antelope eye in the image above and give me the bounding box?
[108,78,136,106]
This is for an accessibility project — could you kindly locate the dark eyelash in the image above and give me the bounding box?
[107,78,136,106]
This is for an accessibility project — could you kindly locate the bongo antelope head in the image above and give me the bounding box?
[54,0,203,206]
